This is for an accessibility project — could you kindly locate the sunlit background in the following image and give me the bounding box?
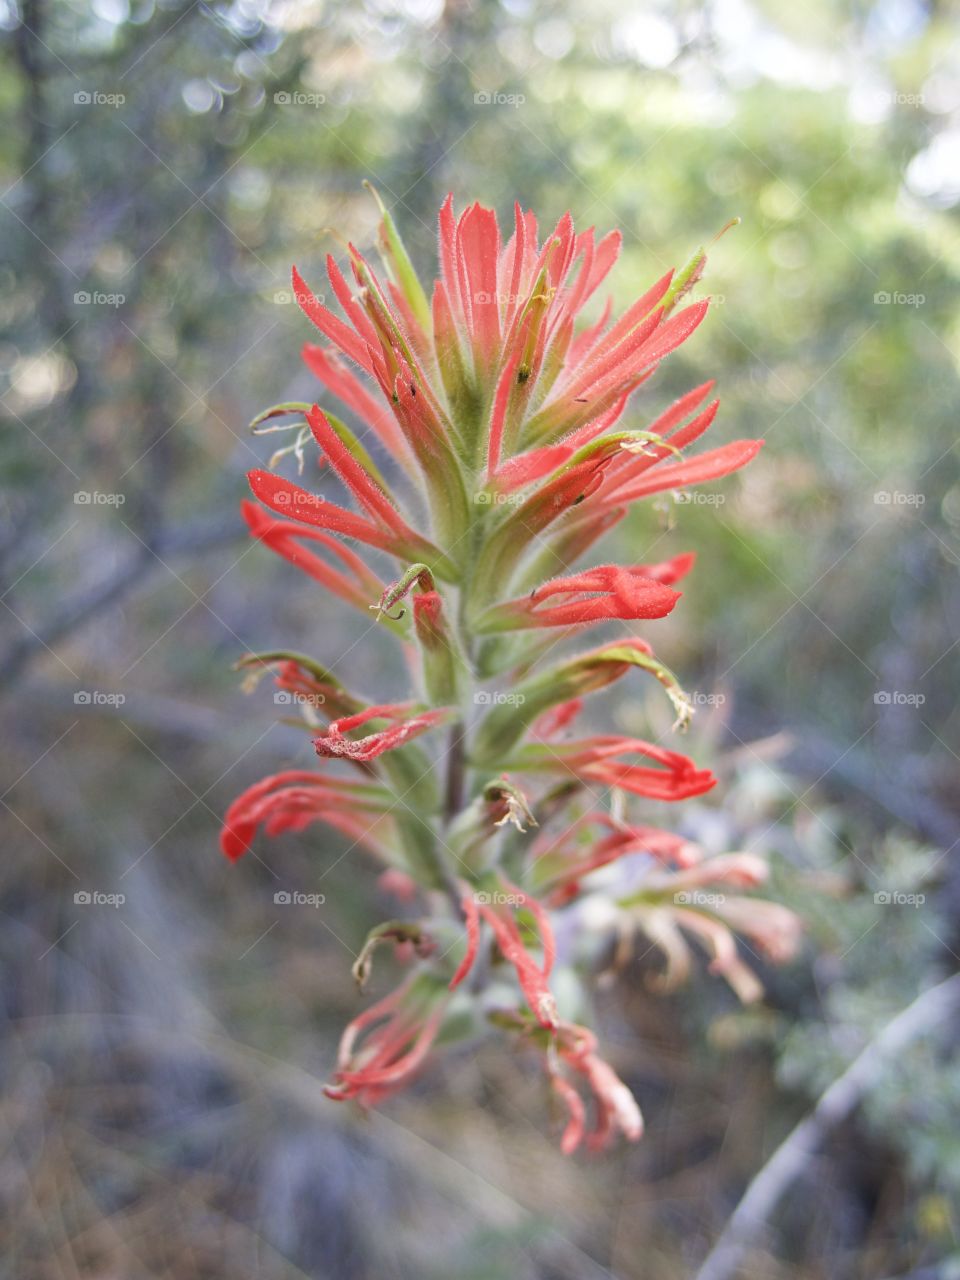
[1,0,958,1276]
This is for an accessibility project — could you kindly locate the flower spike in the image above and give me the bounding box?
[220,191,801,1157]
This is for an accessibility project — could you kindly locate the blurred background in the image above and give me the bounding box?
[1,0,958,1276]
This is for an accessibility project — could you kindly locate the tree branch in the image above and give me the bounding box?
[694,972,960,1280]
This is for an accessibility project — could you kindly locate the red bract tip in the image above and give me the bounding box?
[220,770,390,861]
[546,735,717,801]
[478,886,558,1030]
[325,976,448,1107]
[314,704,452,762]
[475,564,682,632]
[448,885,480,991]
[240,499,382,613]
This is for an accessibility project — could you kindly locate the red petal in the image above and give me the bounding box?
[241,499,380,609]
[301,343,408,459]
[448,887,480,990]
[609,439,763,504]
[314,705,451,762]
[458,202,501,367]
[292,265,373,372]
[306,405,408,534]
[247,469,393,551]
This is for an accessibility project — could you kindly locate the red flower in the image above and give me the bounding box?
[220,191,790,1155]
[324,975,447,1107]
[450,878,558,1030]
[301,342,411,464]
[220,770,391,861]
[278,197,759,583]
[313,703,452,763]
[471,636,697,767]
[240,500,382,613]
[547,1021,643,1154]
[597,438,764,508]
[616,854,805,1003]
[474,557,693,632]
[532,697,585,740]
[247,464,455,578]
[530,811,701,905]
[519,735,717,801]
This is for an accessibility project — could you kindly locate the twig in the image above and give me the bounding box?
[694,971,960,1280]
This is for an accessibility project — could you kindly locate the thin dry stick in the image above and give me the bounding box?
[695,971,960,1280]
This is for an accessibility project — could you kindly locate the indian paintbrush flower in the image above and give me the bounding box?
[221,190,802,1154]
